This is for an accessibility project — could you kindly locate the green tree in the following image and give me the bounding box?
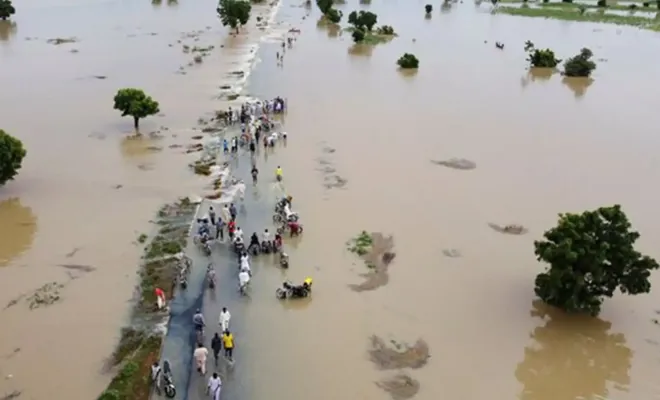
[217,0,252,34]
[316,0,333,14]
[533,205,659,316]
[525,42,561,68]
[348,10,377,31]
[0,0,16,20]
[351,28,365,42]
[563,48,597,77]
[0,129,26,186]
[425,4,433,13]
[325,7,342,23]
[397,53,419,69]
[113,88,160,130]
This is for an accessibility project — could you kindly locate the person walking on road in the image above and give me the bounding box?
[221,205,231,225]
[215,217,225,241]
[194,343,209,375]
[207,372,222,400]
[211,333,222,365]
[219,307,231,332]
[222,330,235,362]
[209,206,217,226]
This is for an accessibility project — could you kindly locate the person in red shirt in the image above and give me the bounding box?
[228,220,236,240]
[155,287,166,310]
[288,221,301,237]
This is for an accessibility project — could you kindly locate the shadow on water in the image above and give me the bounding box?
[562,76,594,99]
[0,20,17,42]
[514,301,632,400]
[348,43,374,57]
[0,198,38,267]
[520,67,556,88]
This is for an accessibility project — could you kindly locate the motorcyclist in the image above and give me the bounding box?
[240,255,251,275]
[193,309,205,332]
[251,165,259,182]
[234,227,244,243]
[207,264,216,286]
[238,269,250,293]
[197,219,210,240]
[262,229,271,246]
[288,220,301,237]
[275,165,283,180]
[248,232,259,252]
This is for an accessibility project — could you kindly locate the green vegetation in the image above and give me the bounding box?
[137,233,148,244]
[563,47,597,77]
[537,0,657,12]
[348,231,373,256]
[0,129,26,186]
[0,0,15,20]
[397,53,419,69]
[495,3,660,31]
[352,28,365,42]
[113,88,160,130]
[525,41,561,68]
[348,10,378,30]
[376,25,395,35]
[325,7,343,23]
[192,158,214,175]
[533,205,659,316]
[216,0,252,34]
[425,4,433,14]
[316,0,342,24]
[98,334,162,400]
[316,0,333,13]
[144,234,184,260]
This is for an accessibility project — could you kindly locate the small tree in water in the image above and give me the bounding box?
[533,205,659,316]
[525,41,561,68]
[113,88,160,130]
[325,7,342,23]
[0,0,15,20]
[397,53,419,69]
[0,129,26,186]
[217,0,252,34]
[563,48,597,77]
[425,4,433,14]
[352,28,365,42]
[348,10,378,31]
[316,0,333,14]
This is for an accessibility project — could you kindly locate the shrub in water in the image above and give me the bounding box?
[397,53,419,69]
[563,48,597,77]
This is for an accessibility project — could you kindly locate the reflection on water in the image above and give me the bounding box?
[563,76,594,98]
[348,42,374,57]
[120,134,165,159]
[515,301,632,400]
[0,20,17,42]
[0,198,37,267]
[520,67,555,88]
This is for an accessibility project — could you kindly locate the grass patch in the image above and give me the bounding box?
[347,231,374,256]
[345,26,397,44]
[137,233,148,244]
[139,258,179,310]
[536,1,657,11]
[144,235,184,259]
[495,5,660,30]
[110,328,147,366]
[192,159,215,176]
[98,334,163,400]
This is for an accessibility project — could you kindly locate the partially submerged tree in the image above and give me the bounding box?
[425,4,433,14]
[316,0,333,14]
[525,41,561,68]
[217,0,252,34]
[0,0,16,20]
[397,53,419,69]
[348,10,378,31]
[352,28,365,42]
[325,7,342,23]
[376,25,395,35]
[0,129,26,186]
[113,88,160,130]
[563,47,597,77]
[534,205,659,316]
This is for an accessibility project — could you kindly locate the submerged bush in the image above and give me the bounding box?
[397,53,419,69]
[325,7,342,23]
[425,4,433,13]
[525,42,561,68]
[352,28,365,42]
[376,25,395,35]
[563,48,597,77]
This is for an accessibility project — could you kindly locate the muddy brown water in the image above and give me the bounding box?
[2,0,660,399]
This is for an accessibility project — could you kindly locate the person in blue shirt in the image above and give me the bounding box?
[223,139,229,154]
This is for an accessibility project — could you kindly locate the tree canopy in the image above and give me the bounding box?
[397,53,419,69]
[351,28,365,43]
[0,129,26,186]
[325,7,342,23]
[524,41,561,68]
[563,48,597,78]
[316,0,333,14]
[425,4,433,13]
[113,88,160,130]
[533,205,659,316]
[348,10,378,31]
[0,0,16,20]
[217,0,252,34]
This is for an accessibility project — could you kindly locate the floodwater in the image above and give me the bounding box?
[1,0,660,399]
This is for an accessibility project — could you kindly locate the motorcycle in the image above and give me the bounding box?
[233,241,245,255]
[273,212,299,223]
[251,170,258,183]
[275,280,312,299]
[202,239,212,256]
[277,222,304,236]
[162,360,176,398]
[279,251,289,269]
[248,242,260,256]
[261,240,273,254]
[207,264,216,289]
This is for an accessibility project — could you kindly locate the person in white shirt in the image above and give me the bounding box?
[262,229,271,244]
[240,252,249,266]
[235,227,244,242]
[283,204,295,221]
[193,343,208,375]
[238,270,250,293]
[219,307,231,332]
[240,257,251,274]
[207,372,222,400]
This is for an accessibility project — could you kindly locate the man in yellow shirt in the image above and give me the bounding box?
[275,166,283,181]
[222,330,235,361]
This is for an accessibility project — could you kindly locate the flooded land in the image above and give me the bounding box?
[2,0,660,399]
